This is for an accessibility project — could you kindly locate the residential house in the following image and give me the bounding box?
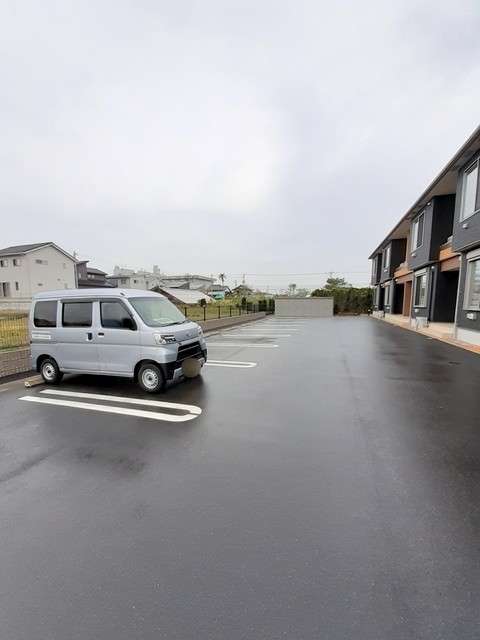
[0,242,76,303]
[369,125,480,345]
[108,265,164,290]
[207,284,232,299]
[76,261,116,288]
[159,274,215,293]
[152,287,215,306]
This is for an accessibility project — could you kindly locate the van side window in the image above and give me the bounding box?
[34,301,57,327]
[100,301,135,329]
[62,302,92,327]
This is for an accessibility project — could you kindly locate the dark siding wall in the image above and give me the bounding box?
[380,239,406,282]
[408,196,455,270]
[456,255,480,332]
[430,195,455,258]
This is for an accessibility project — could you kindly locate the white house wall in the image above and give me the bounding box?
[0,246,76,301]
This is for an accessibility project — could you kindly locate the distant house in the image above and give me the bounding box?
[160,274,215,293]
[231,284,254,297]
[0,242,76,302]
[152,287,215,306]
[76,261,117,288]
[108,265,163,290]
[207,284,232,299]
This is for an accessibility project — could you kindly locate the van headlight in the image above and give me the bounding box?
[153,333,177,345]
[197,327,203,337]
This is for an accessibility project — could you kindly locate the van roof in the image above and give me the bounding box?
[32,288,166,300]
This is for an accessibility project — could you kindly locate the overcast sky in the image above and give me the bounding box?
[2,0,480,292]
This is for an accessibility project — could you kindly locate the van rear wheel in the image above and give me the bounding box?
[40,358,63,385]
[138,363,165,393]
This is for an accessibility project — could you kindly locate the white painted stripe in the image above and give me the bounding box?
[207,343,279,348]
[19,396,199,422]
[40,389,201,414]
[222,334,291,338]
[205,360,257,368]
[235,327,299,331]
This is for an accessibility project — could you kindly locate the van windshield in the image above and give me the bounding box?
[128,297,187,327]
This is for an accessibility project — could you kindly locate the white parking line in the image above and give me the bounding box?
[207,343,279,348]
[19,390,202,422]
[222,334,291,338]
[40,389,201,413]
[205,360,257,368]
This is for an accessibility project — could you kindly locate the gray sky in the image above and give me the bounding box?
[2,0,480,293]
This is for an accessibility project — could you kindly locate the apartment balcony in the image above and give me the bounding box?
[394,261,412,282]
[439,238,460,271]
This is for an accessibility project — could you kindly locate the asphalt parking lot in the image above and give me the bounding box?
[1,316,480,640]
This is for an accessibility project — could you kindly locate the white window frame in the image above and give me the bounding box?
[464,248,480,310]
[13,258,21,266]
[372,256,377,278]
[382,245,391,271]
[0,259,8,267]
[411,211,425,252]
[414,270,427,307]
[460,159,480,221]
[384,283,391,306]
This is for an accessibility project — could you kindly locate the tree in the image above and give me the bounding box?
[288,283,297,296]
[324,277,349,291]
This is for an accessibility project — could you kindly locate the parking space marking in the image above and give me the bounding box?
[207,343,279,348]
[222,334,291,338]
[205,360,257,368]
[19,390,202,422]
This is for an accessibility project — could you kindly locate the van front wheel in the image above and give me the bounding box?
[138,363,165,393]
[40,358,63,385]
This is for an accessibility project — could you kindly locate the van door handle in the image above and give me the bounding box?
[86,332,93,341]
[98,332,105,338]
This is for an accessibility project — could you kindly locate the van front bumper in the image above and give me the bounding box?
[165,343,207,381]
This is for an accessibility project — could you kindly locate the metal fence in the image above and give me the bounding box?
[0,314,29,351]
[181,304,269,322]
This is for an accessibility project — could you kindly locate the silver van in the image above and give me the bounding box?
[29,289,207,393]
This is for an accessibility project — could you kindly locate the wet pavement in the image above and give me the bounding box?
[1,317,480,639]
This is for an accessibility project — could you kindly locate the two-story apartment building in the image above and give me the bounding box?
[0,243,77,305]
[369,125,480,345]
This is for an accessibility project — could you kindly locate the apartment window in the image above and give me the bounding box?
[62,262,66,269]
[121,278,127,285]
[37,283,43,287]
[414,272,427,307]
[382,245,391,271]
[411,212,425,251]
[35,259,48,265]
[15,282,19,291]
[0,282,11,297]
[461,160,480,220]
[384,284,391,306]
[372,257,377,278]
[13,258,21,266]
[465,254,480,309]
[62,301,93,327]
[0,259,8,267]
[34,301,57,327]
